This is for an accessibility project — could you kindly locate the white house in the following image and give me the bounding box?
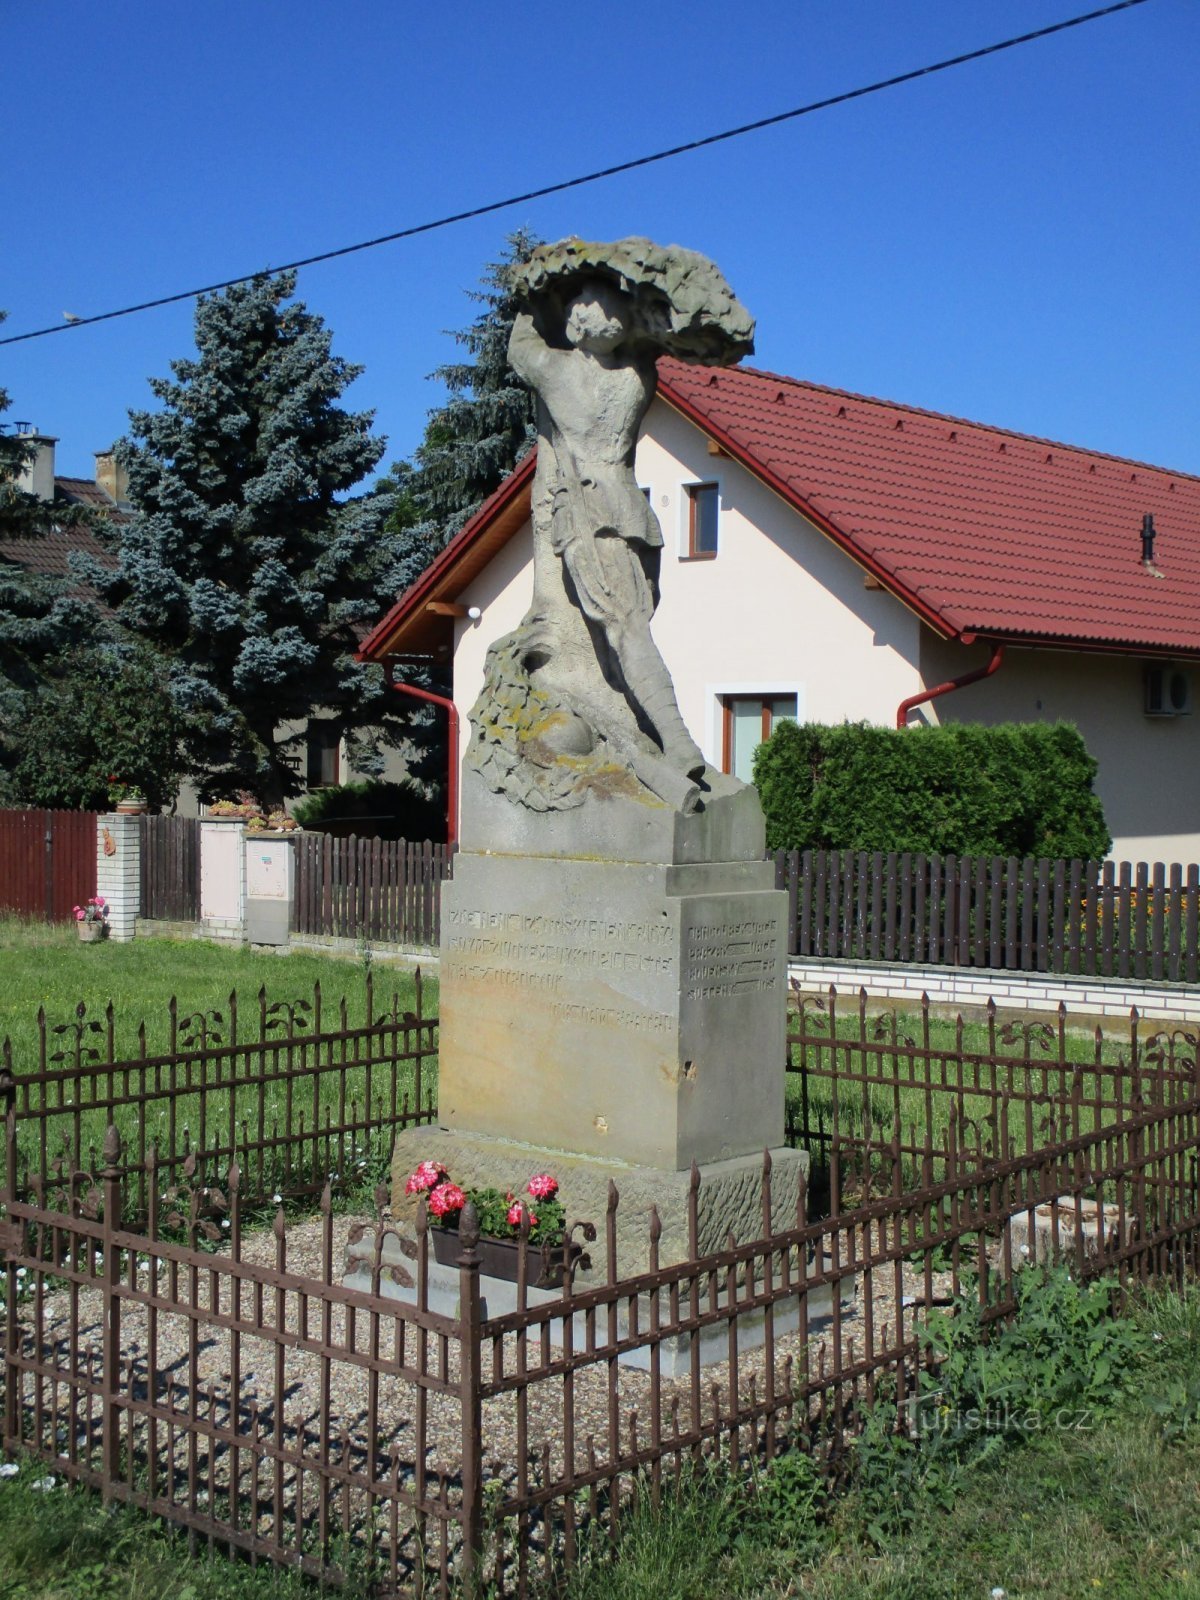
[361,360,1200,862]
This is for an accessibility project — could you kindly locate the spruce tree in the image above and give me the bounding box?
[81,272,410,808]
[378,228,540,580]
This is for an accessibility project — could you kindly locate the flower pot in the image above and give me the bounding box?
[429,1226,582,1289]
[76,921,106,943]
[115,801,147,815]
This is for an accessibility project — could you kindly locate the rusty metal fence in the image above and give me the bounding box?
[3,982,1200,1594]
[785,981,1200,1209]
[0,973,438,1222]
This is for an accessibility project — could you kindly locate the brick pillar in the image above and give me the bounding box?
[96,812,141,942]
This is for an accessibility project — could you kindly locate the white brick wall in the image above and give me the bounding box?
[789,957,1200,1021]
[95,813,141,942]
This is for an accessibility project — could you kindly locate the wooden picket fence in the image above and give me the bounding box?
[774,848,1200,982]
[291,832,451,947]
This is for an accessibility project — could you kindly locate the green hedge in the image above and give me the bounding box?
[290,778,445,841]
[752,721,1111,860]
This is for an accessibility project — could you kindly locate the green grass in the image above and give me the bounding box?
[0,918,439,1207]
[557,1283,1200,1600]
[785,997,1173,1201]
[0,917,437,1061]
[0,1469,331,1600]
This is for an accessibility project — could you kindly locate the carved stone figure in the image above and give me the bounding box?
[466,238,754,818]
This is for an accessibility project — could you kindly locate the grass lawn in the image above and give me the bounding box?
[1,1280,1197,1599]
[0,919,439,1206]
[557,1281,1200,1600]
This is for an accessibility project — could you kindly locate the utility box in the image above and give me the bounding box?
[244,834,296,945]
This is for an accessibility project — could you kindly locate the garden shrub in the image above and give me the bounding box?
[290,778,444,841]
[753,720,1111,860]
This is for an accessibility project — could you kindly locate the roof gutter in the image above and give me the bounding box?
[896,641,1006,728]
[388,671,459,849]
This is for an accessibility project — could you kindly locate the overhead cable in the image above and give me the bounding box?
[0,0,1152,348]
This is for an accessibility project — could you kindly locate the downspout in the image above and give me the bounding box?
[896,641,1006,729]
[388,673,460,849]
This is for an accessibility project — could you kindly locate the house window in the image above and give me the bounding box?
[722,695,797,783]
[686,483,719,558]
[306,722,341,788]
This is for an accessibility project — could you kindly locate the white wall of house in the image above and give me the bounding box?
[449,397,924,775]
[441,398,1198,865]
[921,633,1200,864]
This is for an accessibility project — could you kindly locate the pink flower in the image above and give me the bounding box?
[73,907,84,920]
[526,1174,558,1201]
[404,1159,447,1195]
[428,1182,466,1219]
[507,1201,536,1229]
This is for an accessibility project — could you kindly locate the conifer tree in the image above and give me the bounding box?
[81,272,410,808]
[378,228,540,582]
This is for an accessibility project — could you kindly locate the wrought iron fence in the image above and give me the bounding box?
[0,972,438,1222]
[5,1065,1200,1595]
[785,981,1200,1211]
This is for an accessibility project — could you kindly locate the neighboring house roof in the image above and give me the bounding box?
[360,362,1200,662]
[1,478,122,610]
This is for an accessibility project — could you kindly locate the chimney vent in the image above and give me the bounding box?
[1141,512,1157,565]
[94,449,130,506]
[14,429,57,502]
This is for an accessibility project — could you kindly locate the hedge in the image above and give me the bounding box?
[752,721,1112,861]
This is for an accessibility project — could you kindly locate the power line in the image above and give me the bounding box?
[0,0,1152,349]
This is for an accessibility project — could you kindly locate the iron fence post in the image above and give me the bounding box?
[100,1125,122,1500]
[457,1199,484,1593]
[3,1080,19,1451]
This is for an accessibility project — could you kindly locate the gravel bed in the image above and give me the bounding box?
[19,1209,957,1499]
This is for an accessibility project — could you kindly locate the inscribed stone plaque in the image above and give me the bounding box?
[437,853,787,1170]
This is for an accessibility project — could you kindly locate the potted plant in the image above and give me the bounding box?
[403,1160,594,1288]
[73,896,109,943]
[108,780,147,816]
[208,796,298,831]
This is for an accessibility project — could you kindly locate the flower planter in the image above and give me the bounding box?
[429,1226,582,1289]
[76,921,106,943]
[115,801,147,816]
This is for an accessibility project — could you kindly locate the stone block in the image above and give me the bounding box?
[437,851,788,1169]
[458,763,766,864]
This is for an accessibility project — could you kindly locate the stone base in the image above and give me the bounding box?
[344,1225,849,1376]
[391,1124,809,1283]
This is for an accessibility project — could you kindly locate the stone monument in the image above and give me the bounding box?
[388,237,806,1279]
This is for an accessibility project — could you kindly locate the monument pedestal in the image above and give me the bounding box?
[435,850,787,1169]
[390,838,805,1281]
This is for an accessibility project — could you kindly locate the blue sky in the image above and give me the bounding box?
[2,0,1197,483]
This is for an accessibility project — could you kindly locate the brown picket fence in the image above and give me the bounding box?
[139,814,201,921]
[292,832,451,948]
[774,848,1200,982]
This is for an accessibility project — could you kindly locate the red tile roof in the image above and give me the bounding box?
[660,360,1200,655]
[361,363,1200,660]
